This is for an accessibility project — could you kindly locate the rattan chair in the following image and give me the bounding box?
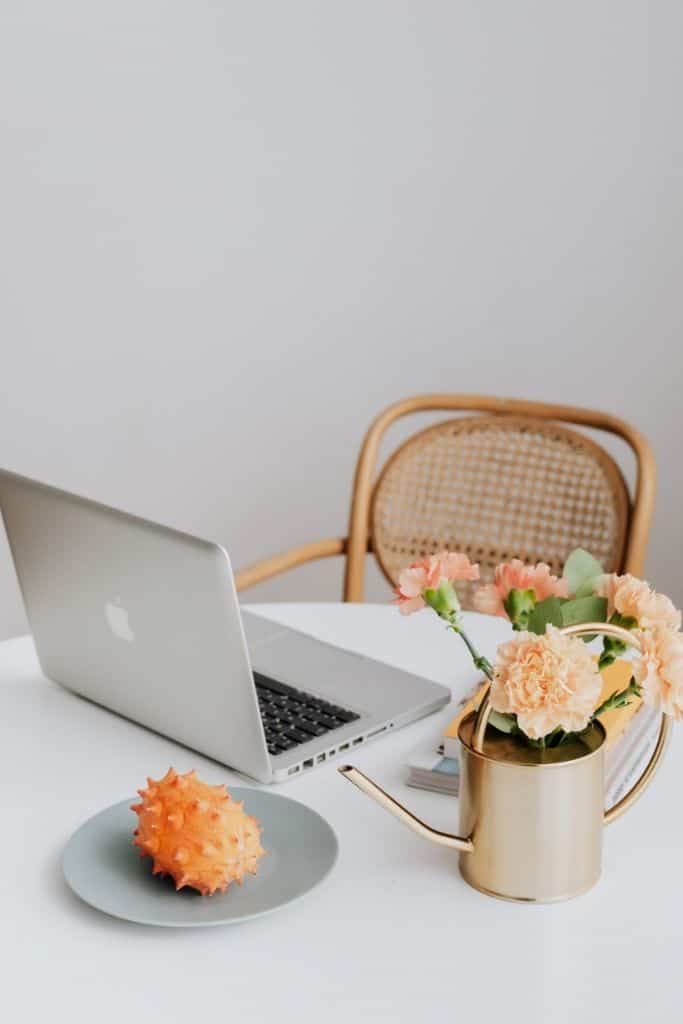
[235,395,656,607]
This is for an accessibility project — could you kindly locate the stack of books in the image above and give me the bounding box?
[407,659,660,809]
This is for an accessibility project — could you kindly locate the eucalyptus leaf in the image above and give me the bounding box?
[575,574,604,599]
[560,595,607,627]
[563,549,604,597]
[527,596,564,634]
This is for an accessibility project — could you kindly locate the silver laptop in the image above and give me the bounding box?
[0,469,449,782]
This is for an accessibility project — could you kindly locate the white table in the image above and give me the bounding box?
[2,605,680,1024]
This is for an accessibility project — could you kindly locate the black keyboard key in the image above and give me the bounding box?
[325,704,351,717]
[283,728,311,745]
[333,709,359,722]
[318,714,344,730]
[256,674,358,735]
[301,708,323,722]
[293,717,328,737]
[276,738,297,751]
[254,675,303,699]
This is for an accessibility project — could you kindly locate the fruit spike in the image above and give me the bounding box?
[130,768,265,896]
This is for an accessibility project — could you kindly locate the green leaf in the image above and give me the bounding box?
[575,574,604,599]
[527,596,564,634]
[488,711,517,734]
[598,644,620,670]
[597,616,636,668]
[560,595,608,627]
[563,549,604,597]
[610,612,638,631]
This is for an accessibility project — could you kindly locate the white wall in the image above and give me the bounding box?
[1,2,681,640]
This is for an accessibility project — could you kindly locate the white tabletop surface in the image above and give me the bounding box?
[2,603,681,1023]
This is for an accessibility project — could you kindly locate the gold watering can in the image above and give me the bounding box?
[339,623,671,902]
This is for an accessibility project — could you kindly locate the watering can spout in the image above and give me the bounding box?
[338,765,474,853]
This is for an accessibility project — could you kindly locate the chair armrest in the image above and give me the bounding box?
[234,537,348,593]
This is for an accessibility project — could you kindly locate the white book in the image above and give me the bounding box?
[605,706,660,809]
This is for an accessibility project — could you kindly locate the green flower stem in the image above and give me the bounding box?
[592,678,642,720]
[450,625,494,681]
[537,726,565,748]
[598,613,638,670]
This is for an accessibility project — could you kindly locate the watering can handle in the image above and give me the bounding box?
[471,621,672,826]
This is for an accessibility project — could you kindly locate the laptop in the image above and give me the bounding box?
[0,469,450,782]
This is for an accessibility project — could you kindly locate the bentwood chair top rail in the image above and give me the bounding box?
[235,394,656,604]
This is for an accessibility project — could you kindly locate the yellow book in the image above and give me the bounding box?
[442,659,641,758]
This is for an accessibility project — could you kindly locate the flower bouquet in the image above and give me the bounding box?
[395,548,683,748]
[339,547,681,902]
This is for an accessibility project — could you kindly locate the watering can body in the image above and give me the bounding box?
[456,715,605,901]
[340,623,671,903]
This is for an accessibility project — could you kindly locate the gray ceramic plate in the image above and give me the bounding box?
[63,788,338,927]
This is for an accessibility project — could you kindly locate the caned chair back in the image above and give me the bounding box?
[344,395,655,605]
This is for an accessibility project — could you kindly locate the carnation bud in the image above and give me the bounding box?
[503,588,537,629]
[423,580,462,626]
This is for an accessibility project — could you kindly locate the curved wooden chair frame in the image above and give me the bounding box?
[234,394,656,602]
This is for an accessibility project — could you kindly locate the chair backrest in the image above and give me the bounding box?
[343,395,656,605]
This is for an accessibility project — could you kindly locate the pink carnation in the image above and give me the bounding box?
[473,559,569,618]
[597,573,681,632]
[634,627,683,720]
[491,626,602,739]
[394,551,480,616]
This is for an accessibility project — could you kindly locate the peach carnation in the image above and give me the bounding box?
[473,559,569,618]
[395,551,480,615]
[597,573,681,632]
[633,627,683,720]
[491,626,603,739]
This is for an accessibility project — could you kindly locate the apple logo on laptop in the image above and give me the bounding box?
[105,597,135,644]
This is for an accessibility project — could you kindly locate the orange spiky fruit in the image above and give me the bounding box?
[131,768,265,895]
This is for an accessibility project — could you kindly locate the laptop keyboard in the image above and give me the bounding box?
[254,672,361,757]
